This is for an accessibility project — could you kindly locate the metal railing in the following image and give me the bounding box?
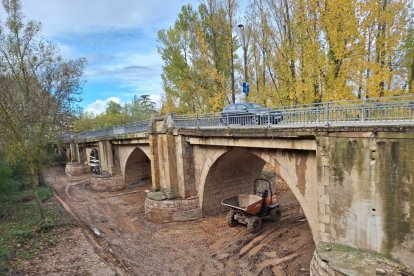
[173,95,414,129]
[75,120,150,141]
[65,95,414,141]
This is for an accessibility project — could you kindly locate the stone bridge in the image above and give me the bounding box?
[66,116,414,270]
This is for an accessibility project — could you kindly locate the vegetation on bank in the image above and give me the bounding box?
[0,156,72,274]
[74,95,158,132]
[0,0,85,224]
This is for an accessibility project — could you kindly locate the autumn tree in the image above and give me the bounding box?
[0,0,86,222]
[158,1,239,113]
[159,0,412,112]
[403,6,414,93]
[247,0,410,104]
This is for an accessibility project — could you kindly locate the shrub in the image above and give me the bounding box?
[37,187,53,202]
[14,230,34,243]
[51,152,68,164]
[0,248,10,273]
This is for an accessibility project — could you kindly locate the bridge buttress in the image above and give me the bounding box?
[315,131,414,267]
[149,133,179,195]
[69,142,77,163]
[175,136,196,198]
[149,134,161,191]
[98,140,116,175]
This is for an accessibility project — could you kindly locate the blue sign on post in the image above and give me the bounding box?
[243,82,249,94]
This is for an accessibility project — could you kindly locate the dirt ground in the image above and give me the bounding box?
[17,167,315,275]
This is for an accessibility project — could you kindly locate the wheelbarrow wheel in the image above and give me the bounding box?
[247,217,261,233]
[269,207,281,222]
[226,210,238,227]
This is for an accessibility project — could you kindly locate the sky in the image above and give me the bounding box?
[1,0,200,114]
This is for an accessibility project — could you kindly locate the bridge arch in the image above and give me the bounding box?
[199,147,318,240]
[201,148,265,215]
[122,146,152,187]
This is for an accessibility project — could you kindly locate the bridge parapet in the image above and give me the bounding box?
[72,120,150,142]
[172,95,414,129]
[63,95,414,143]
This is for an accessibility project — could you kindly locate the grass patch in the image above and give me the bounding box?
[0,186,73,273]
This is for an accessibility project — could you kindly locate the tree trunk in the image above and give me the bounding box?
[29,160,46,221]
[377,0,388,97]
[37,162,46,187]
[227,0,236,104]
[409,56,414,93]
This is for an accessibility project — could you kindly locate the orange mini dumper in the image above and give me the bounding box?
[221,178,281,233]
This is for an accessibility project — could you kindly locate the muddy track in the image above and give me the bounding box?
[50,168,315,275]
[54,191,130,275]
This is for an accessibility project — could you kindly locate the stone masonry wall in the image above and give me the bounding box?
[145,197,202,223]
[201,148,266,215]
[124,153,151,187]
[317,133,414,267]
[310,251,344,276]
[65,162,89,176]
[118,145,151,187]
[90,174,125,192]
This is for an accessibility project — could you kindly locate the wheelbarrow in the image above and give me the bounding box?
[221,178,281,233]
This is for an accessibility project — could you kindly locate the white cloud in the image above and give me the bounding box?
[0,1,198,111]
[85,97,122,115]
[148,93,162,109]
[17,0,199,36]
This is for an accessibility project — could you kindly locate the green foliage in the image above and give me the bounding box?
[0,157,16,194]
[74,95,157,132]
[0,248,10,274]
[158,0,413,113]
[0,153,28,193]
[49,152,67,165]
[158,2,237,113]
[0,0,86,221]
[0,185,71,273]
[39,220,55,233]
[124,95,157,121]
[14,230,34,243]
[37,187,53,203]
[105,100,122,115]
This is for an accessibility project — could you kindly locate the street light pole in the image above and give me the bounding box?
[238,24,248,101]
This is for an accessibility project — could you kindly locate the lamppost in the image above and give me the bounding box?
[238,23,249,101]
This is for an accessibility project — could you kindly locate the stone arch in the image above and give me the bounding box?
[200,147,318,241]
[201,148,266,215]
[123,147,152,187]
[197,147,231,210]
[250,149,318,241]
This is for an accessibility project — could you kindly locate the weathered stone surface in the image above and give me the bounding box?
[90,174,125,192]
[145,197,201,223]
[65,162,89,176]
[71,125,414,269]
[146,191,166,201]
[318,134,414,266]
[311,242,414,276]
[310,250,342,276]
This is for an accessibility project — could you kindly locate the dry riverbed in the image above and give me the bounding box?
[15,167,315,275]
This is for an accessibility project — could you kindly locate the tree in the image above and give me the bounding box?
[158,1,239,113]
[159,0,412,112]
[403,6,414,93]
[73,95,157,132]
[124,95,157,120]
[0,0,85,222]
[105,101,122,114]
